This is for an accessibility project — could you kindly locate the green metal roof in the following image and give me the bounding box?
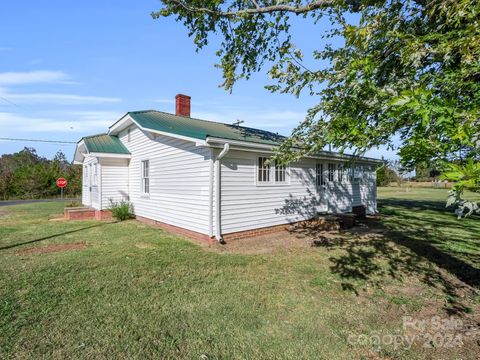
[127,110,286,146]
[82,134,130,154]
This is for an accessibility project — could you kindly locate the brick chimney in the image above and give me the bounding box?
[175,94,191,117]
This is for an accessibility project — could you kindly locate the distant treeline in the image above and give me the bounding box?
[0,147,81,200]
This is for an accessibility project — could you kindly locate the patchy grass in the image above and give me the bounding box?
[0,191,479,359]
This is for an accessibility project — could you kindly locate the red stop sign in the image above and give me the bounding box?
[56,178,67,188]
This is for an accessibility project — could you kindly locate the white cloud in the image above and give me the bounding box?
[0,111,118,134]
[0,70,120,105]
[70,110,123,121]
[153,98,174,104]
[0,88,121,105]
[2,92,121,105]
[0,70,69,85]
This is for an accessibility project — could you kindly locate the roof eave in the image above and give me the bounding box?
[205,136,382,164]
[73,140,87,164]
[111,113,205,144]
[87,152,132,159]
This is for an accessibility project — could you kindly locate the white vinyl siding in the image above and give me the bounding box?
[100,158,129,209]
[220,151,377,234]
[118,126,211,235]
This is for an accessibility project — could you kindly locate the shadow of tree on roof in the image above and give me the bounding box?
[226,124,286,143]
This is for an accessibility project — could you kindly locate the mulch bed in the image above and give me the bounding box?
[16,243,87,255]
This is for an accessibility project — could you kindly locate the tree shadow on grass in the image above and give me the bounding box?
[377,198,449,212]
[286,197,480,315]
[0,223,108,251]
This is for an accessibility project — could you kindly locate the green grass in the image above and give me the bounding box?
[0,190,479,359]
[378,187,480,269]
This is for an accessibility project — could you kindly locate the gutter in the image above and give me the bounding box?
[205,137,383,165]
[214,143,230,243]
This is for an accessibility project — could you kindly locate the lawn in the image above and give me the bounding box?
[0,189,479,359]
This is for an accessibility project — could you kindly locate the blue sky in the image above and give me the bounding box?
[0,0,397,161]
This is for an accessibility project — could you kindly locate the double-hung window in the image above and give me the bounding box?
[275,163,286,183]
[338,164,344,182]
[93,164,98,185]
[316,163,325,186]
[141,160,150,194]
[257,157,271,183]
[257,157,287,185]
[328,163,336,182]
[349,164,354,182]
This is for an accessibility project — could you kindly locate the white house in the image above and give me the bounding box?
[74,94,381,242]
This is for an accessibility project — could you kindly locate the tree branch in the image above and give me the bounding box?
[157,1,336,18]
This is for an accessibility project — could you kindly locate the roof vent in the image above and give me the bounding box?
[175,94,191,117]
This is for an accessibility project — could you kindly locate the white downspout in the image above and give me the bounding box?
[214,143,230,243]
[208,149,214,238]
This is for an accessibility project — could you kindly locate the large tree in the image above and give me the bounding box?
[153,0,480,214]
[0,148,81,200]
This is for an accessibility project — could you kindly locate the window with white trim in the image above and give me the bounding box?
[257,157,270,183]
[338,164,344,182]
[93,164,98,185]
[349,164,354,182]
[257,157,288,184]
[275,162,286,183]
[328,163,336,182]
[141,160,150,194]
[316,163,325,186]
[89,164,92,186]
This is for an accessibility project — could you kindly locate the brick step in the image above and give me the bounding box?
[64,207,113,221]
[64,207,95,220]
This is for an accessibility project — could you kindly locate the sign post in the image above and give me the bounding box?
[56,178,67,200]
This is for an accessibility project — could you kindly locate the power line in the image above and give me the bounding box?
[0,137,76,144]
[0,96,26,110]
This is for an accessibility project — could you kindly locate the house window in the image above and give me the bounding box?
[93,164,98,185]
[257,157,288,184]
[328,163,336,182]
[338,164,344,182]
[275,162,286,183]
[316,163,325,186]
[257,157,270,183]
[89,164,92,186]
[141,160,150,194]
[349,164,355,182]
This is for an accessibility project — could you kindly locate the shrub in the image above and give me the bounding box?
[65,201,82,207]
[109,199,134,221]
